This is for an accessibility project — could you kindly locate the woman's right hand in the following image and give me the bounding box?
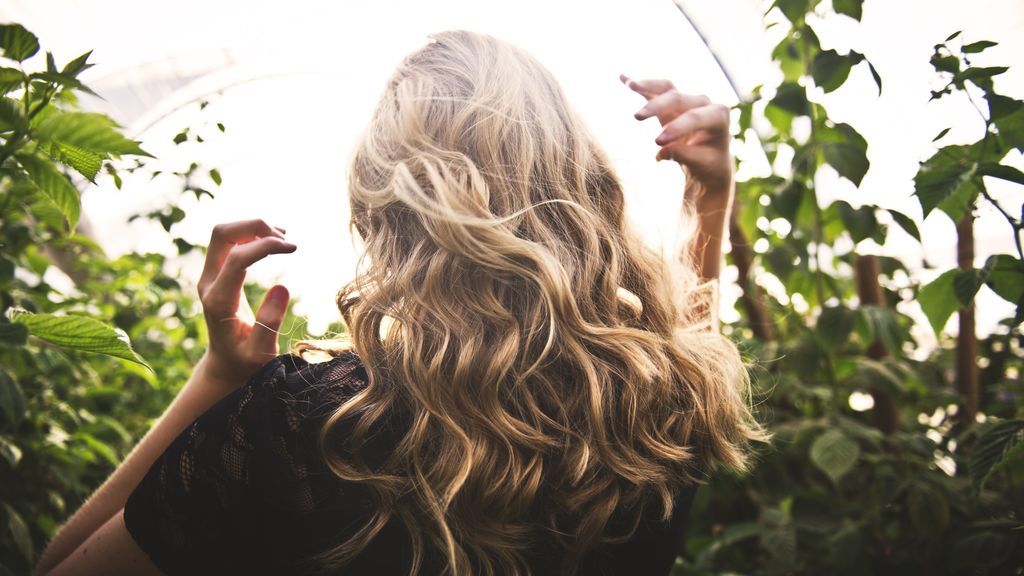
[621,75,733,197]
[197,219,297,389]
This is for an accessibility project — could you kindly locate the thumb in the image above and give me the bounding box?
[251,284,290,356]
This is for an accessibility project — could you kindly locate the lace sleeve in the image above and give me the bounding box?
[122,353,369,575]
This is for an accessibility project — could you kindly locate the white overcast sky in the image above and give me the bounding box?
[1,0,1022,341]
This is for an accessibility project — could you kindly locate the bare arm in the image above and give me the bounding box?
[35,220,296,575]
[622,76,735,324]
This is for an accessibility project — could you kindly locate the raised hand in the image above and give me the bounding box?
[197,219,297,387]
[621,74,733,196]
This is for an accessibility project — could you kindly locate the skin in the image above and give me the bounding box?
[33,77,733,575]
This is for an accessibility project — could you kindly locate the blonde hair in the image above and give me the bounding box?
[310,30,764,575]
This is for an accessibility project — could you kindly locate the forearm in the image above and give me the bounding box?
[34,354,240,575]
[684,175,733,281]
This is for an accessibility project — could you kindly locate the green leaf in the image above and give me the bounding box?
[970,419,1024,492]
[918,269,960,336]
[856,303,905,352]
[16,153,81,230]
[962,40,998,53]
[887,209,921,241]
[0,502,32,561]
[43,141,103,182]
[932,127,951,142]
[914,144,977,219]
[809,429,860,483]
[61,50,94,77]
[832,0,863,20]
[812,50,855,93]
[821,123,869,186]
[817,305,856,349]
[987,93,1023,120]
[945,30,963,42]
[0,24,39,62]
[29,71,99,97]
[953,267,987,306]
[33,111,153,157]
[866,60,882,95]
[769,82,810,117]
[10,311,151,369]
[0,96,26,132]
[0,369,26,431]
[835,201,876,243]
[209,168,222,186]
[978,163,1024,185]
[0,66,23,95]
[984,254,1024,304]
[994,106,1024,151]
[774,0,811,22]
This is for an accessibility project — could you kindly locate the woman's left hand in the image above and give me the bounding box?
[621,74,733,196]
[197,219,297,388]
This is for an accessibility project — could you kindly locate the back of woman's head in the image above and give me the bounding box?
[318,30,764,576]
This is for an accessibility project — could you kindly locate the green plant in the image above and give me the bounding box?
[674,1,1023,574]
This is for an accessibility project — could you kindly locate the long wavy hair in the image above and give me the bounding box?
[309,30,764,575]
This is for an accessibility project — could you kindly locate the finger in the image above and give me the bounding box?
[249,284,290,357]
[199,220,287,293]
[620,75,675,100]
[203,237,297,316]
[654,104,731,146]
[634,91,712,124]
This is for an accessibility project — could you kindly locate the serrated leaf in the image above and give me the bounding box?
[61,50,93,77]
[985,254,1024,304]
[914,145,977,219]
[29,71,99,97]
[918,269,960,336]
[33,111,152,157]
[0,66,23,95]
[10,311,151,370]
[0,96,26,132]
[810,429,860,483]
[16,153,80,230]
[970,419,1024,493]
[953,267,987,306]
[43,141,103,182]
[820,122,869,186]
[0,24,39,62]
[888,209,920,241]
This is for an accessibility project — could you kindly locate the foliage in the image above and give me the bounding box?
[673,1,1024,574]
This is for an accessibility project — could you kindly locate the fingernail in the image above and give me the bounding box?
[634,107,649,120]
[655,132,670,146]
[269,285,289,303]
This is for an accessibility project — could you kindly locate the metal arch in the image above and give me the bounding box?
[671,0,744,99]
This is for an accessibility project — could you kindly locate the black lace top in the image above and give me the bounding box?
[123,351,697,575]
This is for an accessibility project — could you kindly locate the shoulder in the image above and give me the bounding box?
[245,349,370,422]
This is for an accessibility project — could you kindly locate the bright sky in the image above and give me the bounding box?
[1,0,1021,341]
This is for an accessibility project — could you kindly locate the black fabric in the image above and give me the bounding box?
[124,351,698,575]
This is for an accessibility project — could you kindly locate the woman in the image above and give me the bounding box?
[36,30,763,575]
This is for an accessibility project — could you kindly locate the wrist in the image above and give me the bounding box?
[196,352,248,391]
